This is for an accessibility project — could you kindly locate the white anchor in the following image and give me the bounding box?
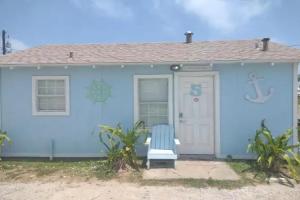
[245,73,274,103]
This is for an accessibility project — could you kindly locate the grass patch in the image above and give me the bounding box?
[0,160,116,180]
[228,160,300,184]
[1,159,255,189]
[116,169,252,189]
[2,159,298,189]
[138,178,253,189]
[228,160,268,182]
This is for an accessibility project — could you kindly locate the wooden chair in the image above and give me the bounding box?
[145,124,180,169]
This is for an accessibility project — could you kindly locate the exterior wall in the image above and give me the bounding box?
[0,65,172,157]
[215,63,294,158]
[0,63,294,158]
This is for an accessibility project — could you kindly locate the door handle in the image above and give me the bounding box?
[179,112,183,118]
[179,112,185,123]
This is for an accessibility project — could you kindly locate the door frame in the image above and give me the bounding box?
[174,71,220,156]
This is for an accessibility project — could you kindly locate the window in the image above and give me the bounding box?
[32,76,70,116]
[134,75,172,128]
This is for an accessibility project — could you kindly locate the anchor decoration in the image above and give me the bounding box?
[245,73,274,103]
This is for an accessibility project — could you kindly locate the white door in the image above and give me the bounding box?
[177,75,215,154]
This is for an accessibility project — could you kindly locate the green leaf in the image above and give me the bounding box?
[267,156,273,168]
[97,122,148,171]
[247,120,300,179]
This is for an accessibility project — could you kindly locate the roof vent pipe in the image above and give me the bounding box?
[184,31,193,43]
[261,38,270,51]
[69,51,74,58]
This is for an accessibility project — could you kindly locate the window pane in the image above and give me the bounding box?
[139,78,168,102]
[37,80,65,95]
[38,80,46,87]
[56,80,65,87]
[48,87,56,95]
[138,78,169,127]
[47,80,55,87]
[34,77,68,115]
[38,96,65,111]
[38,87,47,95]
[56,87,65,95]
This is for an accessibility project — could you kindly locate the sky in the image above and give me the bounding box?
[0,0,300,51]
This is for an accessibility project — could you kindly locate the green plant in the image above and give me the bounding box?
[99,121,147,171]
[0,130,11,160]
[248,120,300,179]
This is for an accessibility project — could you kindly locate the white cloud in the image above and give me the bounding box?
[10,38,29,51]
[175,0,273,32]
[0,38,29,53]
[70,0,133,19]
[271,37,287,44]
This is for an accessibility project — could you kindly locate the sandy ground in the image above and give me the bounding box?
[0,180,299,200]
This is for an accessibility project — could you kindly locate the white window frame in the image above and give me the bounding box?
[32,76,70,116]
[133,75,173,127]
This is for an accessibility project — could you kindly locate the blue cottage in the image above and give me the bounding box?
[0,34,299,159]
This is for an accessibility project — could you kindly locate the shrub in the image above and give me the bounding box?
[0,130,11,160]
[248,120,300,179]
[99,121,147,171]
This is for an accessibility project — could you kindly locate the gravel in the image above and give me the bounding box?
[0,180,299,200]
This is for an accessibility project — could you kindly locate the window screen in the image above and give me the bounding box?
[35,79,67,113]
[36,80,66,112]
[138,78,168,127]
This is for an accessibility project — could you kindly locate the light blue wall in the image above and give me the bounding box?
[215,63,293,157]
[0,63,294,157]
[0,65,172,157]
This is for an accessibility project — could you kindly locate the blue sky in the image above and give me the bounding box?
[0,0,299,51]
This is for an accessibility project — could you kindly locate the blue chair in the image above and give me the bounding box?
[145,124,180,169]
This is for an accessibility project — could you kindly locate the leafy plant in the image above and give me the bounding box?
[99,121,147,171]
[0,130,11,160]
[248,120,300,179]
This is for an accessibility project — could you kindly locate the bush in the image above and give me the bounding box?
[99,121,147,172]
[0,130,11,160]
[248,120,300,179]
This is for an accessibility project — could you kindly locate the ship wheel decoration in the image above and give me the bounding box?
[86,80,111,103]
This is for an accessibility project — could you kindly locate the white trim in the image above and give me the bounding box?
[0,68,2,129]
[1,60,300,68]
[174,71,220,156]
[32,76,70,116]
[214,72,221,156]
[181,65,212,71]
[133,74,173,126]
[145,137,151,145]
[174,138,180,145]
[293,63,299,148]
[147,151,177,160]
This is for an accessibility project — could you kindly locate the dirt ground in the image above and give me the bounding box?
[0,180,299,200]
[143,160,240,180]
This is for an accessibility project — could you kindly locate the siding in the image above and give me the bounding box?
[1,65,171,157]
[215,63,293,157]
[0,63,294,158]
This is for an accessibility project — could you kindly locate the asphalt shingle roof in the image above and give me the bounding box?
[1,39,300,66]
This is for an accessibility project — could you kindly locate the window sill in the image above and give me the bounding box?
[32,111,70,116]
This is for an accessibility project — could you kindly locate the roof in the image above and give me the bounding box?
[1,39,300,66]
